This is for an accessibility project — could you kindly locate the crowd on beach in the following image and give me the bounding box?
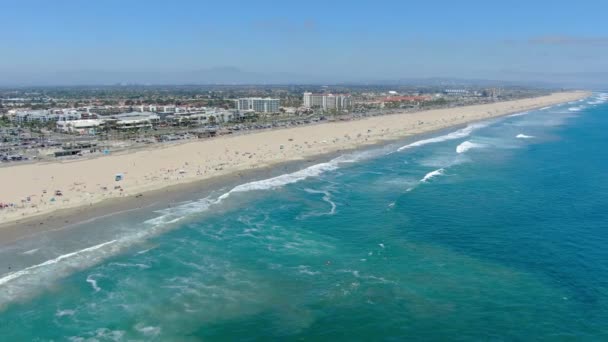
[0,92,591,226]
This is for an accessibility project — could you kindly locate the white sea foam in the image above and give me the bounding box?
[297,265,320,276]
[90,328,125,341]
[0,240,116,287]
[508,111,529,117]
[135,324,161,337]
[136,248,153,255]
[568,107,582,112]
[22,248,40,255]
[456,141,484,154]
[516,134,534,139]
[86,274,101,292]
[55,309,76,317]
[217,155,359,202]
[0,152,373,305]
[421,168,444,183]
[108,262,151,270]
[0,240,119,307]
[540,106,552,110]
[302,188,337,217]
[397,122,488,151]
[588,93,608,105]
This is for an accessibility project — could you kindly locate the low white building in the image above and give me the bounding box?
[110,112,160,130]
[56,119,105,135]
[11,109,82,123]
[169,109,238,126]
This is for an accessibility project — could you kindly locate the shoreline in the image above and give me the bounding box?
[0,91,591,237]
[0,150,345,244]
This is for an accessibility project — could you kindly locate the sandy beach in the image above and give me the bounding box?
[0,91,589,231]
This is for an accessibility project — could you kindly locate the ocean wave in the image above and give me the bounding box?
[568,107,583,112]
[0,152,373,305]
[516,134,535,139]
[456,141,484,154]
[217,154,364,202]
[421,168,444,183]
[508,111,529,117]
[0,240,118,307]
[0,240,116,287]
[397,122,488,151]
[588,93,607,105]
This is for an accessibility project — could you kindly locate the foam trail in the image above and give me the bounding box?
[55,309,76,317]
[568,107,582,112]
[516,134,534,139]
[421,168,444,183]
[397,123,488,151]
[86,274,101,292]
[0,240,117,287]
[303,188,337,216]
[508,111,529,117]
[456,141,483,154]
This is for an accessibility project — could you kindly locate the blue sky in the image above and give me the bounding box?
[2,0,608,84]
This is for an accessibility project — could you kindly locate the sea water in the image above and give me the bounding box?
[1,93,608,340]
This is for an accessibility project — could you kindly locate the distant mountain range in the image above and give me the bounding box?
[0,67,606,89]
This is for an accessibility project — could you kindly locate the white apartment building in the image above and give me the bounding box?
[11,109,82,123]
[235,98,280,113]
[302,92,352,111]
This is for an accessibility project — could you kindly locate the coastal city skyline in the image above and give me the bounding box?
[2,1,608,340]
[2,0,608,86]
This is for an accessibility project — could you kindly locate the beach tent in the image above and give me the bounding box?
[115,173,124,181]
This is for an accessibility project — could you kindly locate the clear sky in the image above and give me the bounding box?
[2,0,608,85]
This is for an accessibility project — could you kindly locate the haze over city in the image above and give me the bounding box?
[2,0,608,87]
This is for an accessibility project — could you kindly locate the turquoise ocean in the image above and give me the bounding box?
[1,93,608,340]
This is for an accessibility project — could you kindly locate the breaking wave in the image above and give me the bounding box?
[0,240,117,307]
[421,168,444,183]
[397,123,488,151]
[456,141,484,154]
[0,152,372,306]
[516,134,534,139]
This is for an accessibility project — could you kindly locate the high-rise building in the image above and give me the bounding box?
[303,92,352,111]
[235,98,280,113]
